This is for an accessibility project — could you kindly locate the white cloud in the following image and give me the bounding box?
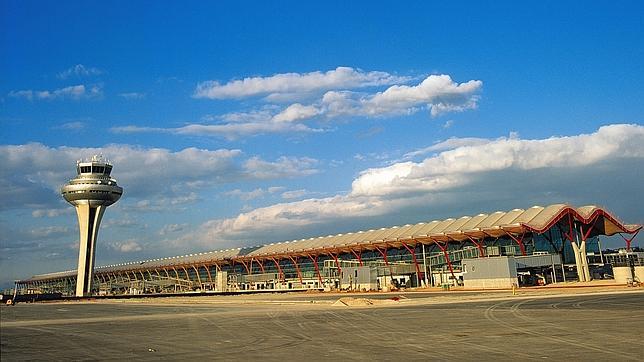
[272,103,321,123]
[351,124,644,197]
[108,240,142,253]
[318,74,482,119]
[199,195,385,241]
[113,74,480,139]
[225,187,285,201]
[118,92,146,100]
[193,66,410,99]
[103,219,140,228]
[176,122,321,139]
[243,156,318,179]
[8,84,102,101]
[31,208,73,218]
[217,109,275,123]
[111,122,324,140]
[30,226,70,238]
[402,136,498,159]
[54,121,86,131]
[281,189,310,199]
[225,188,267,201]
[268,186,286,193]
[191,124,644,245]
[159,223,188,236]
[0,143,318,211]
[57,64,103,79]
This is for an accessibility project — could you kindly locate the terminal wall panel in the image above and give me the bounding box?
[462,256,518,289]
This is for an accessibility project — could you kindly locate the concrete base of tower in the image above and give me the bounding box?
[74,204,106,297]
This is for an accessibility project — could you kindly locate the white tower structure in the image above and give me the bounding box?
[61,155,123,297]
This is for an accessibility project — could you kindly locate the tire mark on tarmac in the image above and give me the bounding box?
[327,309,445,360]
[484,299,639,360]
[15,324,133,360]
[334,307,533,360]
[512,296,644,347]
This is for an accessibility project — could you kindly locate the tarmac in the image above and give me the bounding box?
[1,287,643,361]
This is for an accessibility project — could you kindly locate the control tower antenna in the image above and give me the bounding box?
[61,156,123,297]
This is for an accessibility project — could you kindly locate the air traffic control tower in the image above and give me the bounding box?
[61,155,123,296]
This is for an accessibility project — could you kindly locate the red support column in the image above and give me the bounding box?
[434,241,456,280]
[375,244,394,285]
[329,252,342,274]
[307,254,323,286]
[288,256,303,285]
[239,259,251,275]
[181,266,190,281]
[256,259,265,273]
[203,265,213,284]
[466,235,486,257]
[270,257,284,281]
[374,245,389,265]
[192,265,202,285]
[507,231,527,256]
[564,214,575,242]
[620,229,640,251]
[580,214,600,241]
[349,248,363,266]
[402,241,422,286]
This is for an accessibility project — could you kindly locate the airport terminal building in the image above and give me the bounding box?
[16,204,642,296]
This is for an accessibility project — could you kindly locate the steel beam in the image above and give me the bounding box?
[403,241,422,286]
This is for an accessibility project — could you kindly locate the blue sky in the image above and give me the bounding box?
[1,1,643,288]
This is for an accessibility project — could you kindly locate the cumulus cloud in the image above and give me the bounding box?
[108,240,142,253]
[8,84,102,101]
[351,124,644,197]
[272,103,321,123]
[199,195,386,242]
[402,136,500,159]
[191,124,643,245]
[117,74,481,139]
[31,208,73,218]
[193,66,410,99]
[57,64,103,79]
[0,143,318,211]
[159,223,188,236]
[318,74,482,119]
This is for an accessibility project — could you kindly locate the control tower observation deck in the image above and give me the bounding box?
[61,155,123,297]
